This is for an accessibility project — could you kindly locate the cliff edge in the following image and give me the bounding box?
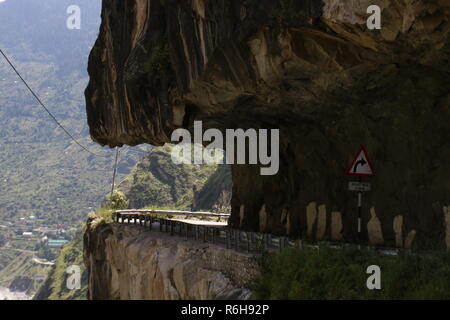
[83,221,257,300]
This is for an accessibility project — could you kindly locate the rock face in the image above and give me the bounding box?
[83,221,257,300]
[86,1,450,248]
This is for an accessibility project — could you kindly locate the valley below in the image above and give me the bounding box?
[0,286,32,300]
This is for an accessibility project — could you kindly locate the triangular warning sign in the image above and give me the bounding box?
[347,146,374,177]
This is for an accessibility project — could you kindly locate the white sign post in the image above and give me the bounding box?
[347,146,375,241]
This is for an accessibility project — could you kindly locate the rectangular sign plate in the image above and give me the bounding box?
[348,181,371,192]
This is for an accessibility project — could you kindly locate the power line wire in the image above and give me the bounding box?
[0,48,109,158]
[110,147,120,198]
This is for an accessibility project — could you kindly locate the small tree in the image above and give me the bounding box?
[107,190,129,210]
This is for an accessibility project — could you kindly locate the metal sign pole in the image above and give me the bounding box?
[358,193,362,232]
[357,176,362,243]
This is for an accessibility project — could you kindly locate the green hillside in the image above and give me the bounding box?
[0,248,21,270]
[118,144,231,211]
[33,230,87,300]
[194,165,232,211]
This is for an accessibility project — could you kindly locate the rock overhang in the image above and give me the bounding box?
[85,0,450,248]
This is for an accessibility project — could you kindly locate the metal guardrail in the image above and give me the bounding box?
[114,209,230,219]
[112,210,403,256]
[112,210,292,253]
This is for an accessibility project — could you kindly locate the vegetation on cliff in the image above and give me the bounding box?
[255,247,450,299]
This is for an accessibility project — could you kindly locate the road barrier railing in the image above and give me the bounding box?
[111,210,402,256]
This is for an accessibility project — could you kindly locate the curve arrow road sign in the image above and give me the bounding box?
[347,146,374,177]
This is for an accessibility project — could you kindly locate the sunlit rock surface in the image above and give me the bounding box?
[84,222,257,300]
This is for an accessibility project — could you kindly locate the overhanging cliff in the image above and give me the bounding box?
[85,0,450,248]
